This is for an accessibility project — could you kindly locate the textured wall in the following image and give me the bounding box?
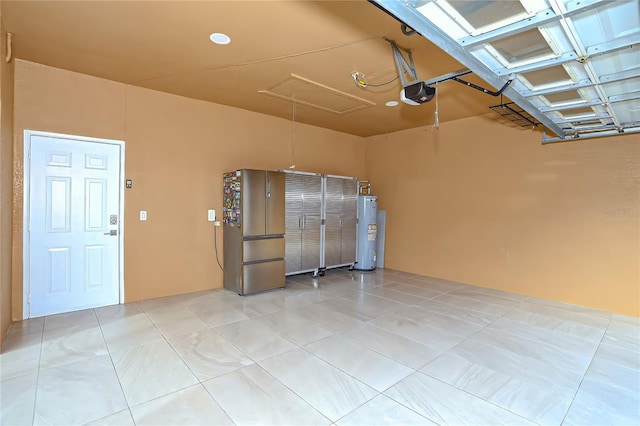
[365,116,640,316]
[10,60,365,319]
[1,13,15,346]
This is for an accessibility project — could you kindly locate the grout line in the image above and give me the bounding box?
[30,318,45,426]
[558,316,612,425]
[95,307,132,420]
[15,270,636,425]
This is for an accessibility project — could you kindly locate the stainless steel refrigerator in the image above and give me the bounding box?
[223,169,286,295]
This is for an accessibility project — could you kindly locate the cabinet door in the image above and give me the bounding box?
[285,214,302,273]
[284,173,304,273]
[324,213,342,267]
[324,177,343,213]
[301,214,322,270]
[303,175,322,213]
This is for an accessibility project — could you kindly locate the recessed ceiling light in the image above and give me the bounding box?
[385,101,399,107]
[209,33,231,45]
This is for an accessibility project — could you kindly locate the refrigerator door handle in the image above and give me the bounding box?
[299,216,302,229]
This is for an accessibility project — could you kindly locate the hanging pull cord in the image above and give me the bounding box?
[289,102,296,169]
[433,84,439,129]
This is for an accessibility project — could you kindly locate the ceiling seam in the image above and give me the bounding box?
[131,36,384,86]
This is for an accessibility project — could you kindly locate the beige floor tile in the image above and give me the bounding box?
[215,318,297,362]
[563,376,640,425]
[145,305,210,338]
[0,333,42,380]
[85,409,135,426]
[259,348,377,422]
[289,303,366,332]
[34,355,127,425]
[421,351,576,424]
[0,372,38,426]
[306,335,414,392]
[342,323,443,369]
[337,394,434,426]
[2,269,637,425]
[501,306,607,342]
[188,300,252,327]
[167,328,254,381]
[136,295,178,312]
[6,317,44,338]
[130,384,233,425]
[363,286,427,305]
[111,340,198,406]
[380,282,445,299]
[100,313,163,352]
[43,309,99,332]
[40,324,108,369]
[385,372,535,425]
[203,364,330,425]
[259,309,335,345]
[94,303,143,325]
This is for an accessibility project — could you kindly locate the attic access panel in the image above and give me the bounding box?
[372,0,640,143]
[259,74,375,115]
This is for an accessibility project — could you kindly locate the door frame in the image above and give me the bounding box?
[22,130,126,319]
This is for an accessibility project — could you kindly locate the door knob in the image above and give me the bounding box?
[104,230,118,236]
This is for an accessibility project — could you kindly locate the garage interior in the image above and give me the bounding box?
[0,1,638,425]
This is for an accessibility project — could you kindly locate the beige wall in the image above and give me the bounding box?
[6,58,639,323]
[11,60,365,319]
[365,116,640,316]
[1,11,15,346]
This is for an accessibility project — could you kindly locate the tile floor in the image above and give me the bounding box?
[1,269,639,425]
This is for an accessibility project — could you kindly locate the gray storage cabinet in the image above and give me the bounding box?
[323,175,358,270]
[283,172,358,277]
[284,172,323,275]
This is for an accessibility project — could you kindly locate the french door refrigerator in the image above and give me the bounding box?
[223,169,285,295]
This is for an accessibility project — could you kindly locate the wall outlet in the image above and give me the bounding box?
[140,211,147,221]
[214,221,221,227]
[208,209,216,222]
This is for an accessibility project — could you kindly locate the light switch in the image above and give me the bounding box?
[140,211,147,221]
[208,209,216,222]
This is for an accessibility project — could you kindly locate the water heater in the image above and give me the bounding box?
[354,195,378,271]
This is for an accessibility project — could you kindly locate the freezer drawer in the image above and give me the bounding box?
[242,260,286,295]
[243,237,284,262]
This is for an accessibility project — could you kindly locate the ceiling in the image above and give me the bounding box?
[2,0,512,137]
[3,1,637,140]
[374,0,640,143]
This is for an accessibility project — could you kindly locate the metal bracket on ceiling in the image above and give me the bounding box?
[385,38,420,87]
[385,37,514,96]
[421,67,515,97]
[451,74,515,97]
[401,23,417,36]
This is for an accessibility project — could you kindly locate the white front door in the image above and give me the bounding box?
[25,131,124,318]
